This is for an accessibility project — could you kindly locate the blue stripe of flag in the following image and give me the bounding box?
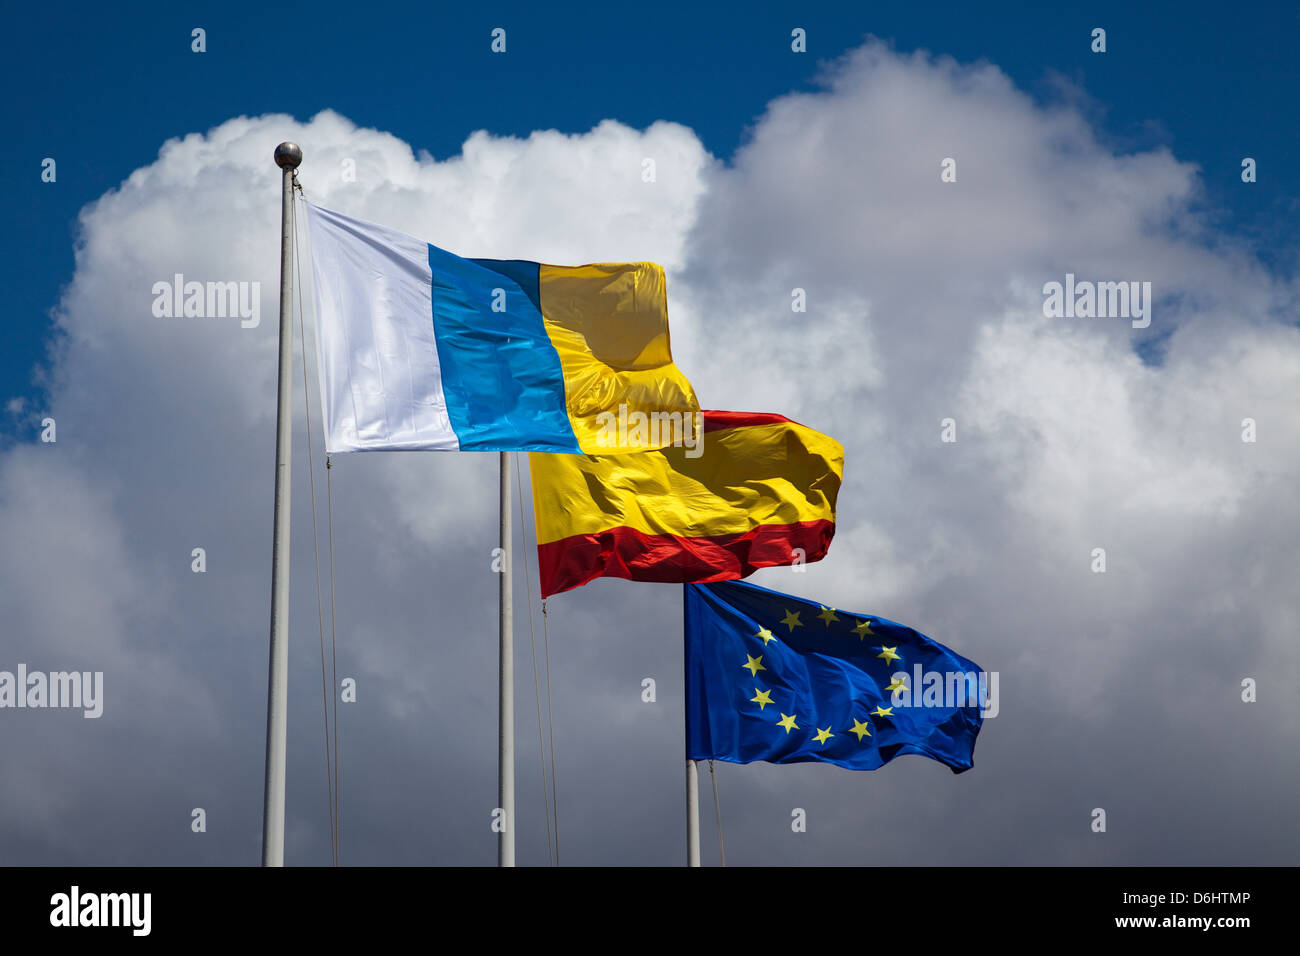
[427,246,581,453]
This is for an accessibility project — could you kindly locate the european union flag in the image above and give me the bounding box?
[685,580,985,773]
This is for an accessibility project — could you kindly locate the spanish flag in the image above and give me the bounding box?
[529,411,843,598]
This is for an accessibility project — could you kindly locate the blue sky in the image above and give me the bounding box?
[2,1,1296,420]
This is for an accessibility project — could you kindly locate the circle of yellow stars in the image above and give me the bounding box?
[737,610,905,749]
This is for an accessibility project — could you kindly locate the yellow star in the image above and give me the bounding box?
[742,654,766,677]
[852,619,874,639]
[877,645,901,665]
[885,675,908,693]
[849,719,872,741]
[780,609,803,633]
[755,627,776,645]
[813,726,835,745]
[817,605,839,626]
[872,705,893,718]
[750,688,774,710]
[777,713,799,734]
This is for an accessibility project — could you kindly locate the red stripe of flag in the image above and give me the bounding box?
[537,519,836,598]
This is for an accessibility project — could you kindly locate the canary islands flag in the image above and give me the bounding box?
[306,203,698,453]
[685,580,985,773]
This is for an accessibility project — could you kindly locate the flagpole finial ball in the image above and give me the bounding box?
[274,142,303,169]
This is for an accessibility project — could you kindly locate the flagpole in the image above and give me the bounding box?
[499,451,516,866]
[262,141,301,867]
[686,759,700,866]
[685,584,700,866]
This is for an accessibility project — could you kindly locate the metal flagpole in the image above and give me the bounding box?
[685,585,700,866]
[499,451,516,866]
[686,759,700,866]
[262,141,301,867]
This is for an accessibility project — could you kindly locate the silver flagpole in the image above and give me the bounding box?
[685,585,700,866]
[499,451,516,866]
[686,759,700,866]
[262,141,302,867]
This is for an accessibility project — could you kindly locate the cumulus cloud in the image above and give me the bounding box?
[1,39,1295,865]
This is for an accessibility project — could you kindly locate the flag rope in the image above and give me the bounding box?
[326,456,340,867]
[709,759,726,867]
[514,454,555,865]
[542,599,559,863]
[293,185,341,865]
